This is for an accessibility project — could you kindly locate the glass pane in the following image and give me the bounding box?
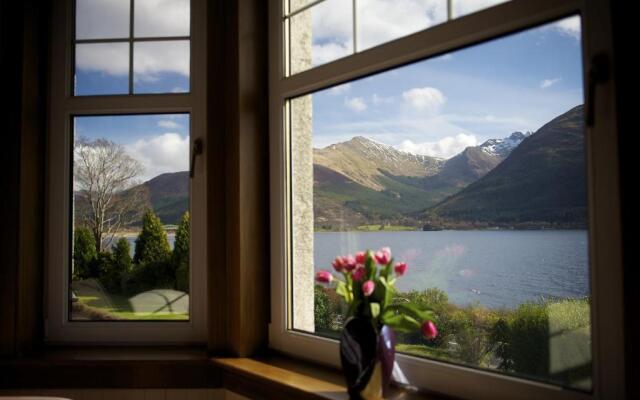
[289,0,354,75]
[133,40,190,93]
[76,0,130,40]
[71,114,191,321]
[288,0,317,14]
[356,0,447,51]
[134,0,190,38]
[75,43,129,96]
[290,15,591,390]
[452,0,510,18]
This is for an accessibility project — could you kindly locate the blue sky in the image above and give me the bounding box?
[309,15,584,158]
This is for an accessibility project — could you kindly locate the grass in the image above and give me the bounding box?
[73,280,189,321]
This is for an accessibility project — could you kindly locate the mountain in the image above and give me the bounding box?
[312,132,525,230]
[138,171,189,225]
[425,105,586,228]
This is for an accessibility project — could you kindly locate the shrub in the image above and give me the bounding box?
[508,303,550,377]
[134,210,171,265]
[173,212,190,292]
[315,286,333,330]
[73,227,98,279]
[98,238,132,293]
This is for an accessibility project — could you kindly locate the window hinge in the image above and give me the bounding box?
[190,138,204,178]
[586,53,610,127]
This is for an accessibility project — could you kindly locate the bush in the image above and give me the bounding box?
[507,303,550,377]
[73,227,98,279]
[173,212,190,292]
[98,238,132,293]
[134,210,171,265]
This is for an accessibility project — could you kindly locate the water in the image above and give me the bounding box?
[313,230,589,309]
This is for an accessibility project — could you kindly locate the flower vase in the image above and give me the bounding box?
[340,317,396,399]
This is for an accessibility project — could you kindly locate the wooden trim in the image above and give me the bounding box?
[207,0,270,356]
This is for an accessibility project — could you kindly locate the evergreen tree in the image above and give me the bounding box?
[73,227,98,279]
[133,210,171,265]
[99,238,133,293]
[173,212,190,291]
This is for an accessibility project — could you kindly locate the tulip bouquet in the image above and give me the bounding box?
[316,247,438,340]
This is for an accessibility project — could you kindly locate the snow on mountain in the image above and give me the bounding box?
[479,131,532,158]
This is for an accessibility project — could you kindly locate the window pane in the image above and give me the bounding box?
[452,0,510,18]
[356,0,447,51]
[75,43,129,96]
[289,0,354,75]
[288,0,317,14]
[134,0,190,38]
[134,41,190,93]
[290,16,591,390]
[71,114,191,321]
[76,0,130,40]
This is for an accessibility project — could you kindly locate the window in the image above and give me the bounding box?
[270,0,624,398]
[47,0,207,342]
[285,0,510,75]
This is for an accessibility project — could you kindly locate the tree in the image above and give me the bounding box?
[173,212,190,291]
[73,227,98,279]
[74,136,146,252]
[98,238,133,293]
[134,210,171,265]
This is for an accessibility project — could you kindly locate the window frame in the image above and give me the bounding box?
[46,0,208,343]
[268,0,625,398]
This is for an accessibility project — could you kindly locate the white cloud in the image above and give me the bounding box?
[76,42,129,75]
[371,94,394,105]
[551,15,581,39]
[452,0,508,18]
[158,120,181,129]
[134,41,190,80]
[134,0,189,37]
[396,134,478,159]
[402,87,446,113]
[125,133,189,181]
[356,0,447,50]
[329,83,351,95]
[312,42,352,67]
[540,78,561,89]
[345,97,368,112]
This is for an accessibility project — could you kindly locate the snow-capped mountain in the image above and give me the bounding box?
[479,131,532,158]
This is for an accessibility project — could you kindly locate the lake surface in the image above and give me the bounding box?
[313,230,589,309]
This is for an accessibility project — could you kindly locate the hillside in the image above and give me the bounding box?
[134,171,189,225]
[425,105,586,228]
[312,133,526,230]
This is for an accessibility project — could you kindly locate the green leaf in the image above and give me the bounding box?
[370,302,380,318]
[335,280,351,303]
[381,312,421,333]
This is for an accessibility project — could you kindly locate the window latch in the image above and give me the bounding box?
[586,53,609,127]
[190,138,203,178]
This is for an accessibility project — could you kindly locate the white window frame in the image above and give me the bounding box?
[46,0,208,343]
[268,0,625,398]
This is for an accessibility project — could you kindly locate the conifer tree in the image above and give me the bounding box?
[173,212,190,291]
[73,227,98,279]
[133,210,171,265]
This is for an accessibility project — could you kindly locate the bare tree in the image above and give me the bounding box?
[74,137,147,252]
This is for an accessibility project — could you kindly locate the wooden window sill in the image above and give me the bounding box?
[212,355,446,400]
[1,347,446,399]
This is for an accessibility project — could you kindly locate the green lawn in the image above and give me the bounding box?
[73,279,189,320]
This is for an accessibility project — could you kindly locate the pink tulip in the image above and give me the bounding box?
[355,251,366,264]
[421,320,438,340]
[332,256,346,272]
[374,247,391,265]
[316,270,333,283]
[362,280,375,296]
[352,265,366,281]
[394,262,408,276]
[344,255,357,271]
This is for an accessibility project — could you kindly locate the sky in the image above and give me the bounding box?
[306,12,584,158]
[72,0,584,182]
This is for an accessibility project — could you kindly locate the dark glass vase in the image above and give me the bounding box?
[340,317,396,399]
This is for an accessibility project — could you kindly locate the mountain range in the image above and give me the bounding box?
[129,105,585,230]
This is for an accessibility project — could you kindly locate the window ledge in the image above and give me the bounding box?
[212,354,445,400]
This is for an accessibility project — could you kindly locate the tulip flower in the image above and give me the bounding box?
[374,247,391,265]
[394,262,407,276]
[421,320,438,339]
[362,280,375,296]
[315,270,333,283]
[355,251,366,264]
[352,265,366,281]
[332,256,346,272]
[344,255,357,271]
